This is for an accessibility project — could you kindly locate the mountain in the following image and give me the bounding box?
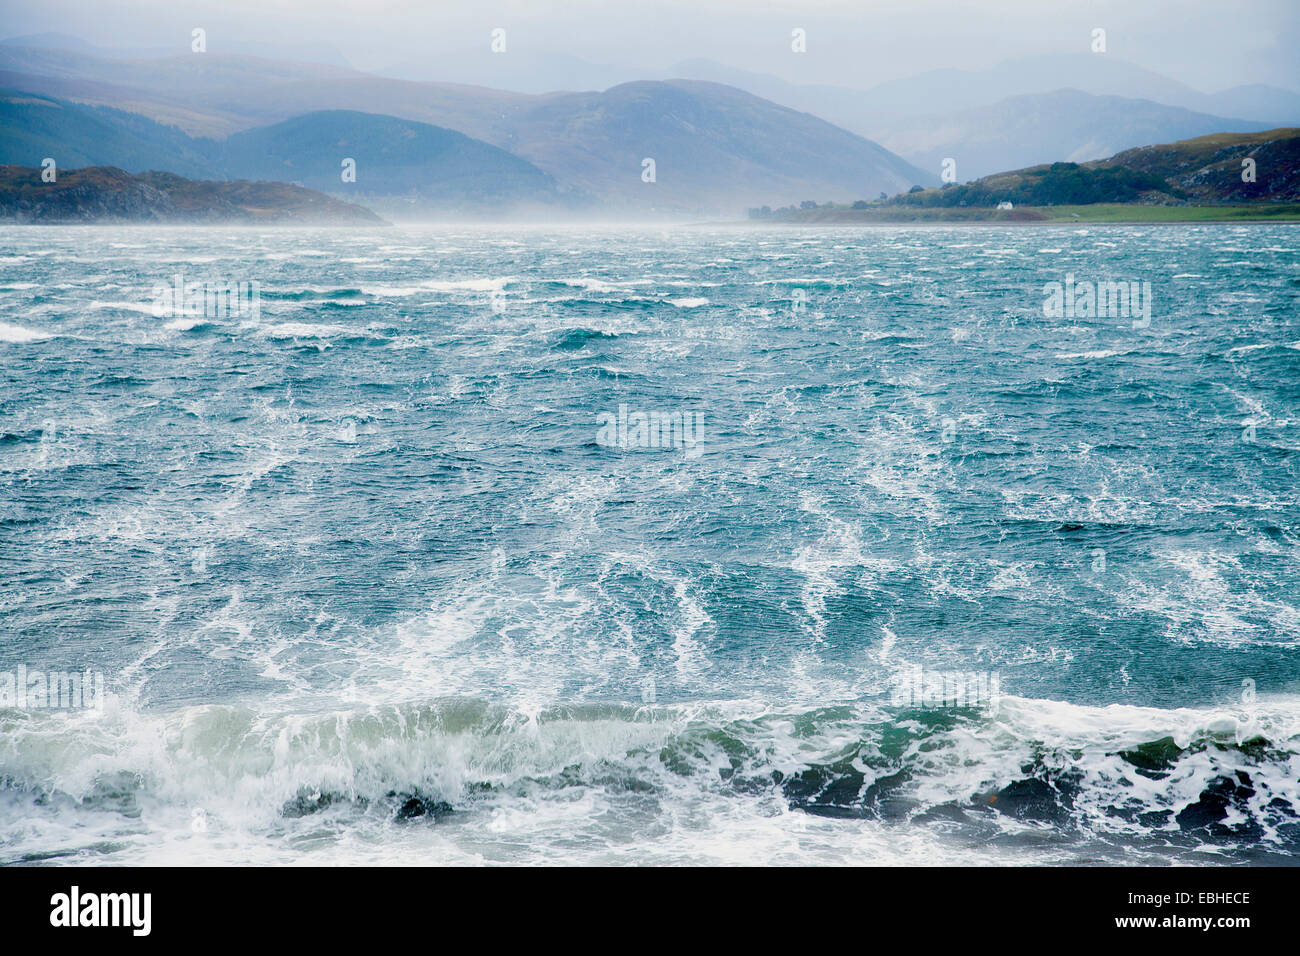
[0,44,359,94]
[219,111,565,209]
[0,91,222,178]
[0,46,369,136]
[872,90,1273,181]
[0,44,602,142]
[378,50,643,95]
[0,93,567,214]
[669,58,1293,180]
[0,44,551,146]
[1,33,118,56]
[0,31,354,69]
[1195,85,1300,127]
[854,54,1300,126]
[890,129,1300,208]
[670,58,897,131]
[0,165,387,224]
[485,80,932,210]
[0,49,936,212]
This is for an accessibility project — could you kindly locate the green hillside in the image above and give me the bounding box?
[0,92,221,178]
[884,128,1300,209]
[890,163,1174,208]
[1098,128,1300,202]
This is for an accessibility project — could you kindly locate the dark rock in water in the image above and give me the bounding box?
[779,760,915,820]
[988,778,1073,825]
[281,790,343,818]
[1176,773,1262,839]
[1137,809,1174,829]
[0,165,388,225]
[1118,736,1183,778]
[391,792,455,822]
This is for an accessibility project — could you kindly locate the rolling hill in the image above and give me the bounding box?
[757,128,1300,224]
[219,111,566,208]
[0,165,387,224]
[1095,129,1300,203]
[890,128,1300,208]
[0,93,569,214]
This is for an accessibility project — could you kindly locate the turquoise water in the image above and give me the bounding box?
[1,224,1298,864]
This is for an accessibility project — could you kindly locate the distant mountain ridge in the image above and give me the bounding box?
[0,93,567,214]
[874,90,1272,180]
[670,56,1300,179]
[485,79,931,209]
[376,49,642,95]
[9,41,1280,215]
[855,54,1300,124]
[0,31,355,70]
[0,55,937,213]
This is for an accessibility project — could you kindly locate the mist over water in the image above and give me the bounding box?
[1,224,1298,864]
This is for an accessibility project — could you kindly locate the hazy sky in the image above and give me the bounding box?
[2,0,1297,91]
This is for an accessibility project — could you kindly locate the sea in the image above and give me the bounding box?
[1,223,1298,865]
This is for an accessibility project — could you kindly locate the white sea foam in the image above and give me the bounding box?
[260,322,357,339]
[361,278,510,297]
[164,317,209,331]
[0,322,49,342]
[88,300,157,314]
[1,690,1296,866]
[4,223,1299,866]
[1056,348,1124,359]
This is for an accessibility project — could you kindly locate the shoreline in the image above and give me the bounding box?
[707,217,1300,227]
[730,202,1300,226]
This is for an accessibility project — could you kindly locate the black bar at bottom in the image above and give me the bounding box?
[0,865,1281,943]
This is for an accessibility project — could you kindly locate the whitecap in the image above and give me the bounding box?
[0,322,49,342]
[89,300,158,314]
[1055,349,1123,359]
[260,322,356,339]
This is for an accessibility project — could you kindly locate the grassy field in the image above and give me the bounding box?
[756,203,1300,224]
[1039,204,1300,222]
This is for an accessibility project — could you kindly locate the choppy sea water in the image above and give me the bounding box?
[1,224,1298,866]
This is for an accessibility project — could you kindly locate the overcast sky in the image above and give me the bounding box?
[2,0,1297,91]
